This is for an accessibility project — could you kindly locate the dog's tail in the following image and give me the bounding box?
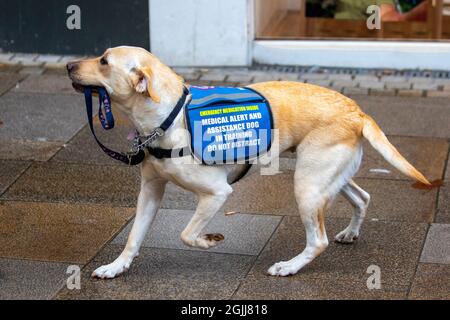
[362,114,431,185]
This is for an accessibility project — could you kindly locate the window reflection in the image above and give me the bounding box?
[255,0,450,40]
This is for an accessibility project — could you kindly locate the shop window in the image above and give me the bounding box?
[255,0,450,40]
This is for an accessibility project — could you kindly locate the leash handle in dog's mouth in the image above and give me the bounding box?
[84,86,115,130]
[83,86,146,166]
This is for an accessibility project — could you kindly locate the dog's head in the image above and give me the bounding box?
[67,46,182,105]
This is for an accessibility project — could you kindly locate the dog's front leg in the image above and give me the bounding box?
[181,187,232,249]
[92,164,167,279]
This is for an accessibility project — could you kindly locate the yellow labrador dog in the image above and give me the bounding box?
[67,46,430,279]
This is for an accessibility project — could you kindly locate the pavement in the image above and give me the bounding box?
[0,62,449,300]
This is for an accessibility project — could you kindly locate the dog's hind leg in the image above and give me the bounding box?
[92,162,167,279]
[268,133,362,277]
[335,179,370,244]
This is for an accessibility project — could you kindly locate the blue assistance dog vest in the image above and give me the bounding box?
[185,86,273,165]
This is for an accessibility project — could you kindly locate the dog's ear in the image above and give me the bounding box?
[134,66,161,103]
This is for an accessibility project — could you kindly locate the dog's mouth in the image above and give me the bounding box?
[72,82,101,95]
[71,82,85,93]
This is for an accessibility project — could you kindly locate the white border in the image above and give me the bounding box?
[254,40,450,70]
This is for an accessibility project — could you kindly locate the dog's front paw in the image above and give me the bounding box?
[267,261,299,277]
[92,260,131,279]
[182,233,225,249]
[334,227,359,244]
[196,233,225,249]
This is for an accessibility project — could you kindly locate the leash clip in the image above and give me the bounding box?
[128,127,166,156]
[140,128,165,147]
[154,127,165,138]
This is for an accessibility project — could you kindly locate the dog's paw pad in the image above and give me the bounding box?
[191,234,225,249]
[204,233,225,242]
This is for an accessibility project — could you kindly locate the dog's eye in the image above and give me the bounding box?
[100,57,108,66]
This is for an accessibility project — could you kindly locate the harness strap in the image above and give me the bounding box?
[158,87,190,131]
[146,146,191,159]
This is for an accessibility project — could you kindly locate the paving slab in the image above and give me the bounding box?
[345,87,369,95]
[420,224,450,264]
[160,182,197,210]
[369,88,396,96]
[300,73,329,81]
[0,258,69,300]
[225,172,437,222]
[188,80,212,87]
[0,138,62,161]
[382,76,408,83]
[360,81,385,89]
[224,172,296,216]
[13,74,76,95]
[409,263,450,300]
[398,89,424,97]
[52,111,135,165]
[1,162,140,207]
[233,274,408,300]
[355,75,379,82]
[413,82,439,91]
[233,217,426,299]
[276,73,301,81]
[172,67,201,79]
[0,201,134,264]
[227,74,254,83]
[0,160,30,195]
[19,66,45,75]
[446,157,450,181]
[252,75,280,83]
[112,209,281,256]
[306,80,331,87]
[437,184,450,223]
[0,73,26,96]
[44,67,68,76]
[410,77,436,84]
[331,80,357,89]
[385,81,411,90]
[0,92,86,142]
[426,90,450,98]
[0,64,23,74]
[328,74,353,81]
[354,96,450,138]
[55,245,254,300]
[199,72,226,82]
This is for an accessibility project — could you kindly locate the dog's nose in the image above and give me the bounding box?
[66,61,78,73]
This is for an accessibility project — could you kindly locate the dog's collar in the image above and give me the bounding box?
[83,86,189,166]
